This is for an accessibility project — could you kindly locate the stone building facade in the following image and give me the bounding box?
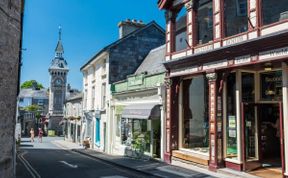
[0,0,24,177]
[80,20,165,153]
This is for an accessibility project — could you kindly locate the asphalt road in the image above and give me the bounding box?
[16,137,154,178]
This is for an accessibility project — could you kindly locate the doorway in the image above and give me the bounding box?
[258,104,281,166]
[242,103,283,177]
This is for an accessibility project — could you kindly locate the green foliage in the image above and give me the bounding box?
[21,80,44,89]
[24,104,41,112]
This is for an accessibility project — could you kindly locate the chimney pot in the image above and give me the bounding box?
[118,19,145,39]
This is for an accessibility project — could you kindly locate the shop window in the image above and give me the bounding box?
[226,73,238,159]
[182,75,209,153]
[175,7,187,51]
[196,0,213,45]
[260,71,282,101]
[121,119,151,153]
[262,0,288,26]
[224,0,248,37]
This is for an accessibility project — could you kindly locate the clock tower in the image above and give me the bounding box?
[48,27,69,134]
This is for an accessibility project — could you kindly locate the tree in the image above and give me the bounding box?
[21,80,44,89]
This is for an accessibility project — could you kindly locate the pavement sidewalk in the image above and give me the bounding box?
[54,139,259,178]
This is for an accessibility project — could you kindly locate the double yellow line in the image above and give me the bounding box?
[17,151,41,178]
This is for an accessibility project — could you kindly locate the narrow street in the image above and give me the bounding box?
[16,137,153,178]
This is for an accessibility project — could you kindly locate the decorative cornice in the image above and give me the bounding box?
[164,78,173,88]
[206,73,217,81]
[165,10,176,21]
[185,0,193,10]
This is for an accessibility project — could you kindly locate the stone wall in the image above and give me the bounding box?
[0,0,23,177]
[109,24,165,84]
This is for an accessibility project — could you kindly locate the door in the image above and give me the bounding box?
[95,118,100,146]
[241,102,261,171]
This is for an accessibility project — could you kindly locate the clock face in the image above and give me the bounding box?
[55,79,62,86]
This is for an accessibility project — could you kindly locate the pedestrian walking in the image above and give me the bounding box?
[30,128,35,142]
[38,128,43,143]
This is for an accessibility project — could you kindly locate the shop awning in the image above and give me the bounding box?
[121,103,161,119]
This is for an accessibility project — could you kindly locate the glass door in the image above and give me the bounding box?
[241,103,261,171]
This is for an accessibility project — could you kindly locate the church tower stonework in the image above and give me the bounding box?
[48,27,69,134]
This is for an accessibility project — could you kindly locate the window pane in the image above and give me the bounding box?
[224,0,248,37]
[196,0,213,45]
[175,8,187,51]
[226,73,238,159]
[242,72,254,102]
[262,0,288,25]
[260,71,282,101]
[182,75,209,154]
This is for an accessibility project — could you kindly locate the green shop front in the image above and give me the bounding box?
[111,72,165,159]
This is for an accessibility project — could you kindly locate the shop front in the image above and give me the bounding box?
[112,103,162,159]
[223,69,284,177]
[164,49,288,177]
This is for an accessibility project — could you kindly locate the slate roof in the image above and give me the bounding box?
[80,21,165,71]
[18,88,48,99]
[55,40,64,53]
[135,45,166,75]
[66,91,82,102]
[49,57,68,70]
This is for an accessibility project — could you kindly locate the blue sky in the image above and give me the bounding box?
[21,1,165,90]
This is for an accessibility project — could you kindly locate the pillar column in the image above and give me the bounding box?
[165,10,176,61]
[160,105,165,161]
[282,62,288,177]
[213,0,224,40]
[185,1,196,51]
[206,72,223,171]
[164,76,179,163]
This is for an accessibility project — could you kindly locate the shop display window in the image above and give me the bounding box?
[182,75,209,154]
[260,71,282,101]
[196,0,213,45]
[224,0,248,37]
[226,73,238,159]
[121,119,150,153]
[262,0,288,26]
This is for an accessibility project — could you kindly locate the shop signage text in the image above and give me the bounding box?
[259,46,288,60]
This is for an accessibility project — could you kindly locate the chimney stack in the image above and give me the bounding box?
[118,19,145,39]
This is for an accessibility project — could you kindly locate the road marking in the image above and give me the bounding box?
[59,161,78,168]
[100,176,129,178]
[18,151,41,178]
[157,166,195,177]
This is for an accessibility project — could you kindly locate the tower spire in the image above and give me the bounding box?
[55,26,64,57]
